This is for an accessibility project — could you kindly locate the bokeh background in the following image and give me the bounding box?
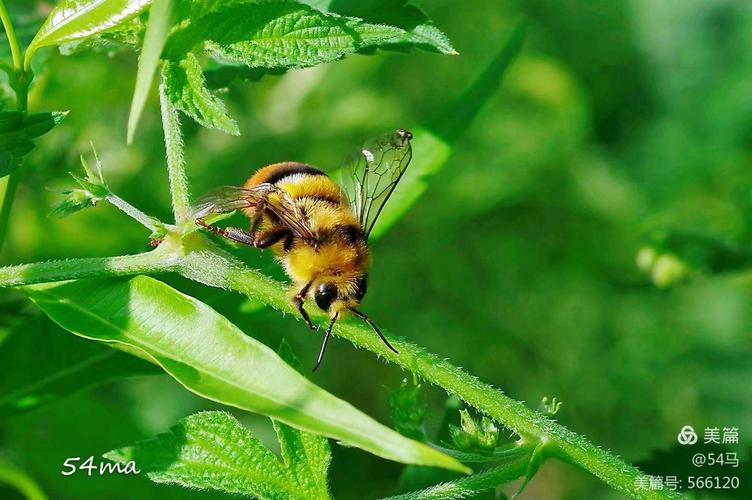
[2,0,752,498]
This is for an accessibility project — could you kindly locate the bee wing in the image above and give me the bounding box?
[341,129,413,238]
[191,185,258,219]
[263,185,318,243]
[192,184,318,243]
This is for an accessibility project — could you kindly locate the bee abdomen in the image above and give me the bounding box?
[245,162,326,187]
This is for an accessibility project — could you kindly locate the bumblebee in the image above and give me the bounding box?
[193,129,413,370]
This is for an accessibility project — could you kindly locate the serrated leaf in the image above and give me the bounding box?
[301,1,457,55]
[127,0,173,143]
[106,411,307,498]
[163,1,447,69]
[162,53,240,134]
[24,276,468,473]
[272,341,330,498]
[25,0,152,66]
[0,111,67,176]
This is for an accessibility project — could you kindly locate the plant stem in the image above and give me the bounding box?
[0,235,678,499]
[384,454,530,500]
[159,77,191,226]
[0,1,28,253]
[106,193,165,233]
[0,247,178,287]
[0,173,18,252]
[174,242,680,500]
[0,1,22,72]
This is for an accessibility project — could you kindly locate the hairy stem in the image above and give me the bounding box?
[0,234,678,499]
[0,247,179,287]
[106,193,165,233]
[385,454,530,499]
[159,77,190,226]
[174,239,679,500]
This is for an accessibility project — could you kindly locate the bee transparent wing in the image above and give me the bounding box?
[342,129,413,238]
[192,184,318,243]
[191,185,258,219]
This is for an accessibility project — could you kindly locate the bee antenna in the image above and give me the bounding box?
[313,313,338,372]
[349,308,399,354]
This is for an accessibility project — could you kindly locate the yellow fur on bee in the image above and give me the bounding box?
[277,175,344,204]
[283,239,365,283]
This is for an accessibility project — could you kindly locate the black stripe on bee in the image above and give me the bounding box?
[333,224,365,245]
[300,194,342,206]
[265,163,326,185]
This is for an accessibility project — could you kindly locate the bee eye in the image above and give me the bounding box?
[314,283,338,311]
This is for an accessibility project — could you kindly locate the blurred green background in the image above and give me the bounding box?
[2,0,752,498]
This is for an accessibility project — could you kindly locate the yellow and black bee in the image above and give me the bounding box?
[193,129,413,370]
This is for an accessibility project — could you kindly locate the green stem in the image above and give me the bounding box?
[0,235,679,499]
[174,241,680,500]
[384,454,531,500]
[0,173,18,251]
[106,193,166,233]
[0,1,22,72]
[0,247,179,287]
[159,76,191,226]
[0,1,27,252]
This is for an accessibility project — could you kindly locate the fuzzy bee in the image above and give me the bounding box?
[192,129,413,370]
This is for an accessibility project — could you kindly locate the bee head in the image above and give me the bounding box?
[313,275,367,315]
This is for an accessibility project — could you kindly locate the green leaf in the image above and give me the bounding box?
[272,341,330,498]
[0,313,159,419]
[0,111,67,176]
[389,377,428,442]
[106,411,326,498]
[163,1,452,67]
[301,0,457,55]
[127,0,173,144]
[107,343,332,499]
[24,276,469,473]
[25,0,152,68]
[162,53,240,134]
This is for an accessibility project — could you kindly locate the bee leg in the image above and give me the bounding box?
[248,200,267,235]
[253,229,290,249]
[196,218,256,247]
[293,281,315,330]
[313,313,339,372]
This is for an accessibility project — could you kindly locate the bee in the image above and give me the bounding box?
[192,129,413,370]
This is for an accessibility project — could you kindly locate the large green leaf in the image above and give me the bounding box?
[0,313,159,419]
[24,276,468,473]
[25,0,151,67]
[107,346,331,498]
[106,411,331,499]
[164,1,455,65]
[0,111,67,176]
